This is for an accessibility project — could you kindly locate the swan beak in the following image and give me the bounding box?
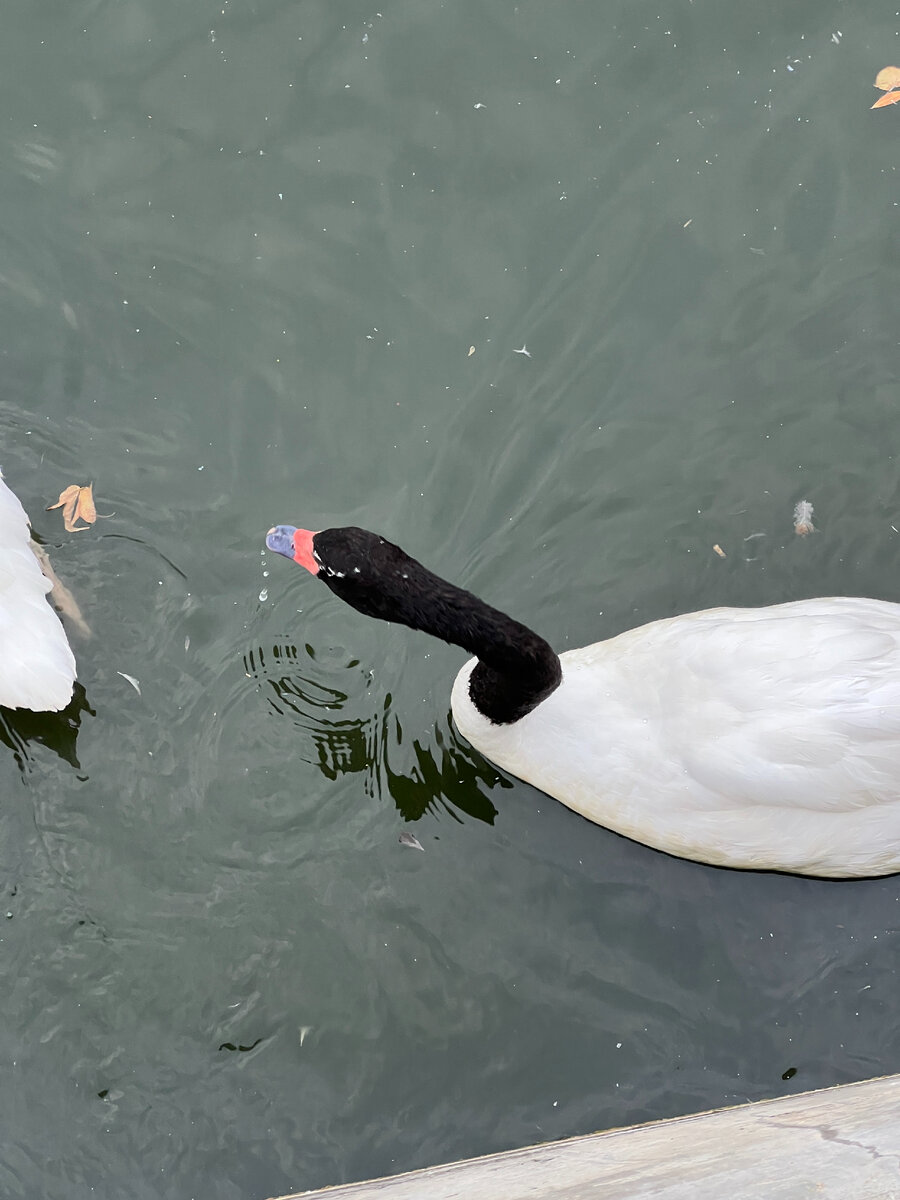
[266,525,298,559]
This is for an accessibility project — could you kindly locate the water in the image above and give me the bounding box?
[2,1,900,1196]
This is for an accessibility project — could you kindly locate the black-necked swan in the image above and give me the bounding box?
[0,469,76,711]
[265,523,900,879]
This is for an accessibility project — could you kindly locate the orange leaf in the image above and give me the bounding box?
[47,485,80,512]
[75,484,97,525]
[872,89,900,108]
[47,483,99,531]
[875,65,900,91]
[47,485,81,531]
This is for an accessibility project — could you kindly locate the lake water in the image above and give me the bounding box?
[2,1,900,1197]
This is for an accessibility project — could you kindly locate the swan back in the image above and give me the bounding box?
[0,472,75,711]
[451,597,900,878]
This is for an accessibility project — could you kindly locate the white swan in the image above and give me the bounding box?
[0,470,76,711]
[265,524,900,879]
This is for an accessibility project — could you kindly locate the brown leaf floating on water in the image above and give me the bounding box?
[75,484,96,524]
[712,544,726,558]
[872,89,900,109]
[47,485,80,529]
[875,66,900,91]
[47,483,99,531]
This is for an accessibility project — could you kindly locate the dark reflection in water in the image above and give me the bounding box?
[0,682,92,773]
[245,641,505,825]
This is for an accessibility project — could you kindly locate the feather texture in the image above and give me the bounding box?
[452,597,900,878]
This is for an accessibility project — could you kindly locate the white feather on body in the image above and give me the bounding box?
[451,597,900,878]
[0,471,75,711]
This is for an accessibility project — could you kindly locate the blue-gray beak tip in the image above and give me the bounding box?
[266,525,298,558]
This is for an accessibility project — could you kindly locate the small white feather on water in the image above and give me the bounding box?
[117,671,141,695]
[793,500,815,536]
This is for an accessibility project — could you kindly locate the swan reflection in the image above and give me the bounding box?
[245,641,504,825]
[0,683,92,773]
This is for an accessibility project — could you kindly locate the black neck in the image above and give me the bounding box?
[439,583,562,723]
[319,540,562,725]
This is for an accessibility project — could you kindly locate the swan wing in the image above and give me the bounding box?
[630,599,900,813]
[0,473,76,711]
[453,598,900,876]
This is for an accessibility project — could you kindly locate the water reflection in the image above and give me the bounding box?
[0,683,92,772]
[245,641,505,825]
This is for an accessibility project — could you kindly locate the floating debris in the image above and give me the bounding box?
[872,67,900,106]
[47,483,97,531]
[218,1038,262,1053]
[399,831,424,852]
[117,671,141,695]
[712,544,726,558]
[793,500,815,536]
[875,65,900,91]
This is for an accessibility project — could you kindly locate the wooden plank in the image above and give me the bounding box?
[270,1074,900,1200]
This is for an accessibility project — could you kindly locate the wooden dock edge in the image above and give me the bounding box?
[268,1073,900,1199]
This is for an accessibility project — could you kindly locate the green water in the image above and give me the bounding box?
[2,1,900,1196]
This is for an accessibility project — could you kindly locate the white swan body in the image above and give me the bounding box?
[452,597,900,878]
[265,524,900,878]
[0,471,76,711]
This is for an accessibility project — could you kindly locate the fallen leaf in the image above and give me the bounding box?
[875,66,900,91]
[713,544,726,558]
[47,485,81,530]
[76,485,97,524]
[872,89,900,108]
[467,345,475,357]
[399,831,425,851]
[47,483,99,531]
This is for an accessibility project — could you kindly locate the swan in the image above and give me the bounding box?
[265,523,900,879]
[0,469,76,711]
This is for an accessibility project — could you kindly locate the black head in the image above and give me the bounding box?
[310,527,463,629]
